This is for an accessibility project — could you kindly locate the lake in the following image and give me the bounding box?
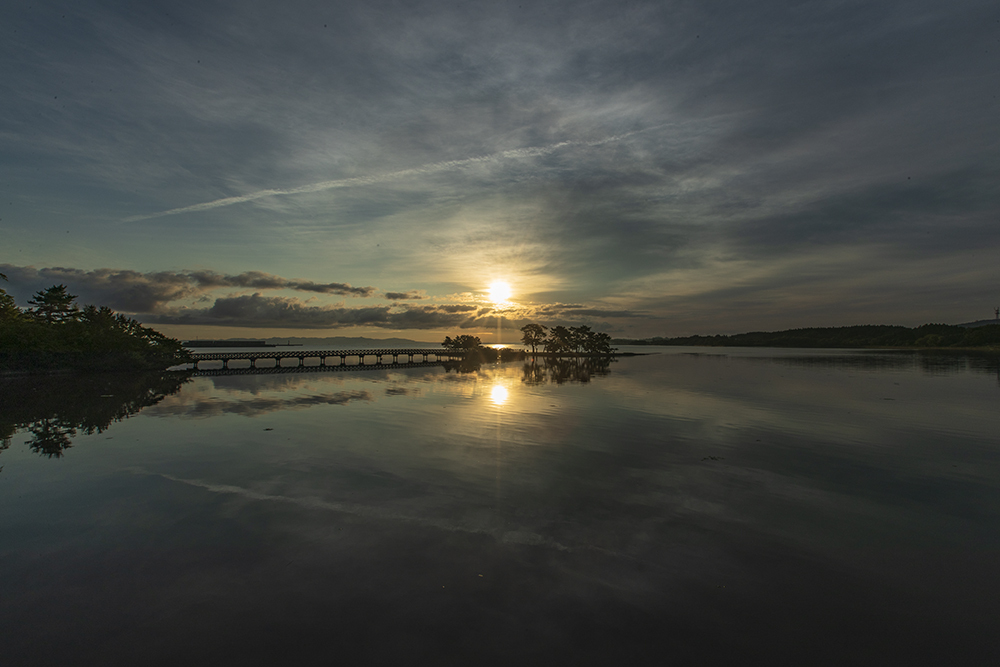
[2,347,998,665]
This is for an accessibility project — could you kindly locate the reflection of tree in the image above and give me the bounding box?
[25,419,77,458]
[521,361,548,386]
[443,348,528,374]
[521,357,613,385]
[750,351,1000,378]
[0,371,191,462]
[443,352,485,374]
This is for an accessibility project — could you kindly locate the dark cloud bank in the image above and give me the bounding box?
[0,265,373,312]
[148,295,547,330]
[1,263,644,331]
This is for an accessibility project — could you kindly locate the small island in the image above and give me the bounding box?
[441,324,617,360]
[0,280,193,374]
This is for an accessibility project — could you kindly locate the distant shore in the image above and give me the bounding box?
[182,340,307,348]
[614,323,1000,350]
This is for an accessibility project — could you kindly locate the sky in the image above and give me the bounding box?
[2,0,998,342]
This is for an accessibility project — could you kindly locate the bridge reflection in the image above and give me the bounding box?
[193,358,465,376]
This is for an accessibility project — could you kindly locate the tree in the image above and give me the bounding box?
[540,324,615,355]
[28,285,80,324]
[543,326,573,353]
[583,331,614,355]
[569,325,593,353]
[442,334,482,350]
[0,273,21,321]
[520,323,547,355]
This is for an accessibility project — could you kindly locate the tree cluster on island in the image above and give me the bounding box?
[441,324,615,356]
[520,324,615,355]
[0,278,193,372]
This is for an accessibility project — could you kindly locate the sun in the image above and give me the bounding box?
[487,281,512,304]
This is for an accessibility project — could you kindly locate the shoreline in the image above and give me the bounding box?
[3,346,994,378]
[618,344,999,353]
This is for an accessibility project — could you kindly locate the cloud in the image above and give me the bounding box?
[0,265,374,312]
[122,128,662,222]
[148,294,486,330]
[0,262,646,332]
[5,1,998,336]
[384,290,425,300]
[432,304,479,314]
[559,308,647,319]
[186,270,374,296]
[529,303,646,320]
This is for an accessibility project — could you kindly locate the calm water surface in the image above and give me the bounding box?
[2,348,999,665]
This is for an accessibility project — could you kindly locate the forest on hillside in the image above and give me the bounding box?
[616,324,1000,349]
[1,278,192,372]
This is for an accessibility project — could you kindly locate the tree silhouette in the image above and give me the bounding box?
[28,285,80,324]
[520,323,547,355]
[2,285,192,372]
[25,418,76,458]
[0,273,20,321]
[510,323,617,355]
[569,325,593,352]
[0,372,192,463]
[543,326,573,353]
[442,334,482,350]
[582,330,614,354]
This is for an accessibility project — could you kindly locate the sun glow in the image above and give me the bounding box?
[487,281,512,304]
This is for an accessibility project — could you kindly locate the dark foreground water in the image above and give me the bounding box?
[2,348,999,665]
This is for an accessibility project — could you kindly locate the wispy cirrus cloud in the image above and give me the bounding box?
[5,1,999,337]
[121,128,663,222]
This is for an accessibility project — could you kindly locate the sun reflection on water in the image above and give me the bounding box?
[490,384,509,406]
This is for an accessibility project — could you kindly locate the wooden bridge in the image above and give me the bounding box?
[187,348,467,371]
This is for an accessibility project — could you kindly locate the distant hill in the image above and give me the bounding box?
[957,319,1000,328]
[185,336,439,348]
[615,323,1000,349]
[263,336,438,348]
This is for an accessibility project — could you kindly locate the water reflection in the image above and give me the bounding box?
[729,349,1000,380]
[442,356,489,374]
[144,389,373,418]
[490,384,509,406]
[521,356,614,384]
[2,350,999,663]
[0,371,191,459]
